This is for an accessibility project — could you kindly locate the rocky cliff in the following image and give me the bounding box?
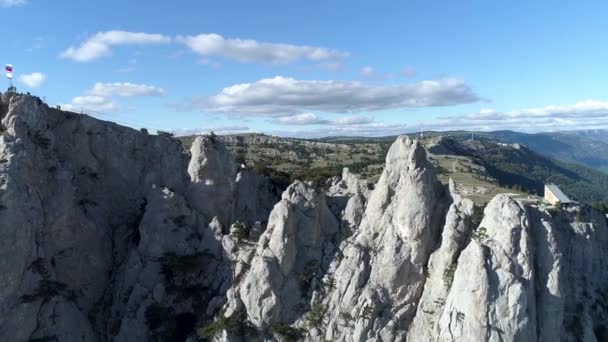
[0,92,279,341]
[1,92,607,342]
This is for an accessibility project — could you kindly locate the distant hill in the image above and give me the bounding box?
[317,129,608,174]
[179,132,608,205]
[479,130,608,174]
[430,137,608,204]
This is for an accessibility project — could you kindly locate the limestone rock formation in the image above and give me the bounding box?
[1,92,608,342]
[319,137,449,342]
[224,181,339,326]
[187,135,280,230]
[0,92,278,341]
[406,179,475,341]
[209,137,608,342]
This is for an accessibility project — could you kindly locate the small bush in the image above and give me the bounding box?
[443,263,457,289]
[323,275,335,291]
[340,312,353,322]
[297,259,319,291]
[157,131,175,138]
[268,323,302,342]
[359,305,374,320]
[145,304,199,341]
[208,131,217,143]
[198,311,257,341]
[435,165,449,175]
[232,221,247,242]
[235,152,247,165]
[592,202,608,214]
[472,227,489,242]
[471,204,486,227]
[305,303,325,327]
[159,252,204,286]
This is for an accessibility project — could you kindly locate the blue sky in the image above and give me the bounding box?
[2,0,608,137]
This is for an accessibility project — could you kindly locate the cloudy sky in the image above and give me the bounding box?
[2,0,608,137]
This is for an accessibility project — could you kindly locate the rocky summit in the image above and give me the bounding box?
[1,92,607,342]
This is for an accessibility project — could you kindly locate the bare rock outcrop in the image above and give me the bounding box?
[406,179,476,341]
[188,135,280,231]
[320,136,448,341]
[209,135,608,342]
[0,92,279,341]
[2,92,608,342]
[436,194,536,341]
[223,181,340,329]
[211,136,450,341]
[0,92,190,341]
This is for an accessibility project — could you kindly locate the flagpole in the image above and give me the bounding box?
[5,64,15,92]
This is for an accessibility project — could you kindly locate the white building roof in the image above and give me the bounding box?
[546,183,573,203]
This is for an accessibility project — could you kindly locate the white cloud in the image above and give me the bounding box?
[332,115,374,125]
[202,76,479,117]
[171,125,250,136]
[454,100,608,120]
[272,113,329,125]
[60,82,166,114]
[0,0,25,7]
[89,82,166,97]
[273,100,608,136]
[423,99,608,132]
[272,122,409,138]
[272,114,376,127]
[60,31,171,62]
[176,33,349,64]
[61,95,119,113]
[18,72,46,88]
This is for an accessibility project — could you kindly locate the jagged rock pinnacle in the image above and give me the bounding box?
[1,97,607,341]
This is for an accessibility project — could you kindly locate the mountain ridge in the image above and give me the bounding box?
[313,129,608,174]
[1,92,608,341]
[177,131,608,205]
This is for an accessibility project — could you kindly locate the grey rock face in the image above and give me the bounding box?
[406,179,475,341]
[188,136,280,230]
[0,92,190,341]
[436,194,536,341]
[224,181,340,328]
[212,136,608,342]
[0,93,278,341]
[320,136,448,342]
[188,136,238,227]
[107,186,231,341]
[2,93,608,342]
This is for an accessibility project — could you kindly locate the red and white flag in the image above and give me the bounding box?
[5,64,13,72]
